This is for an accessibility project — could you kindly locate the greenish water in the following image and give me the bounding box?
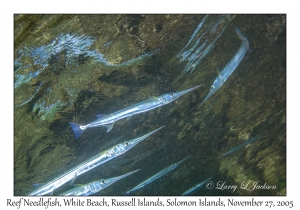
[14,14,286,196]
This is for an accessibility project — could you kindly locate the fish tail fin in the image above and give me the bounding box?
[69,122,86,139]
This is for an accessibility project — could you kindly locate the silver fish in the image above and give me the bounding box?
[181,176,213,195]
[198,26,249,108]
[27,126,164,195]
[177,14,231,76]
[70,85,202,139]
[218,134,262,159]
[60,169,140,196]
[126,156,190,194]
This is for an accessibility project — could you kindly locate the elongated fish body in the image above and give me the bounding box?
[198,27,249,108]
[60,169,140,196]
[70,85,202,139]
[27,126,164,196]
[181,176,213,196]
[126,156,190,194]
[218,134,262,159]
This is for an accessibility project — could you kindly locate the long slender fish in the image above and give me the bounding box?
[218,134,262,159]
[178,15,231,76]
[181,176,213,195]
[126,156,190,194]
[27,126,164,196]
[70,85,202,139]
[198,26,249,108]
[60,169,140,196]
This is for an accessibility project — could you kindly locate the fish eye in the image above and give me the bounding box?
[211,86,215,90]
[101,180,105,184]
[171,93,174,98]
[125,142,129,146]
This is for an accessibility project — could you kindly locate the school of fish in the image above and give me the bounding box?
[26,19,264,196]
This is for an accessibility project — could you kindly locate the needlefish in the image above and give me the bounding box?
[218,134,262,159]
[70,85,202,139]
[27,126,164,195]
[60,169,140,196]
[126,156,190,194]
[198,26,249,108]
[181,176,213,195]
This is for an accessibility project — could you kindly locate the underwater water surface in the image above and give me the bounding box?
[14,14,286,196]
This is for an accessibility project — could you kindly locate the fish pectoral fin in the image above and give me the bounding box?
[43,191,53,196]
[45,186,56,196]
[125,115,132,122]
[216,68,224,80]
[95,114,106,119]
[216,67,221,76]
[104,123,115,132]
[70,173,77,186]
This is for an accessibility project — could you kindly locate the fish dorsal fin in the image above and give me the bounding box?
[32,183,44,188]
[96,114,106,119]
[104,123,115,132]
